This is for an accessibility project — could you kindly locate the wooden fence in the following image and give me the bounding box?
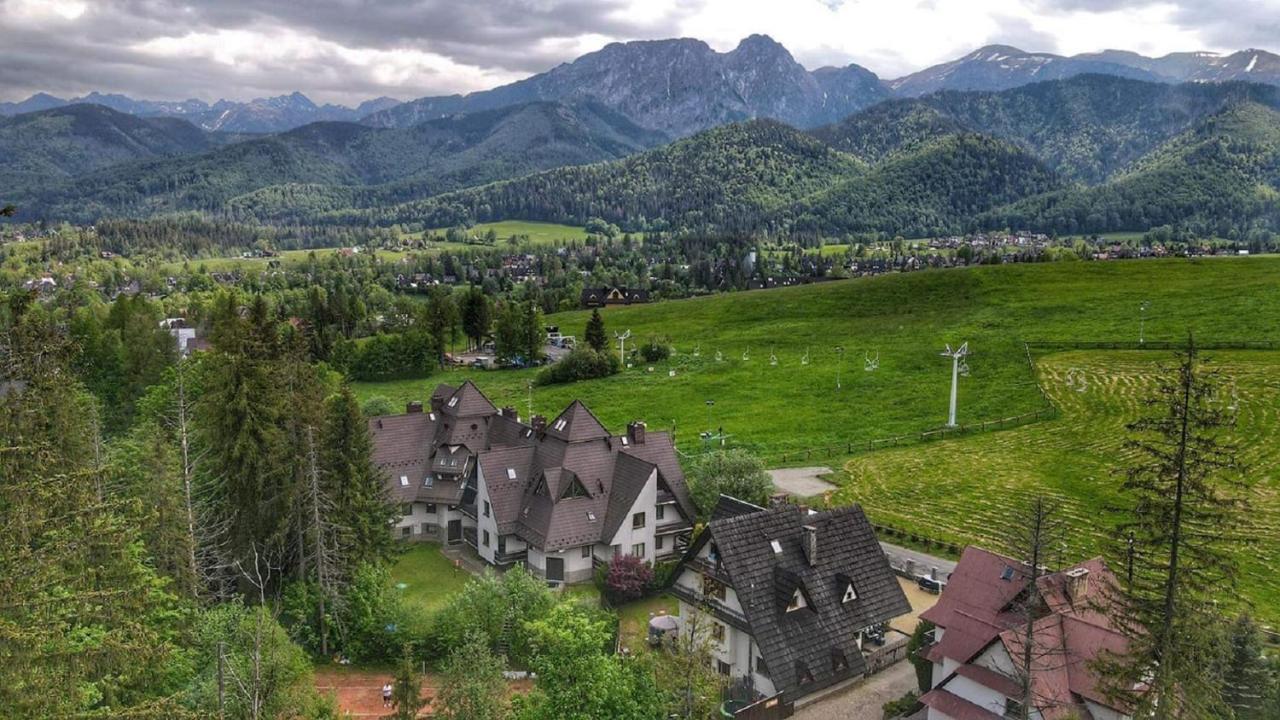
[864,637,911,677]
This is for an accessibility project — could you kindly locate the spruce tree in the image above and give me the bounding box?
[1222,615,1272,720]
[1098,338,1247,719]
[392,644,425,720]
[585,308,607,352]
[321,386,395,567]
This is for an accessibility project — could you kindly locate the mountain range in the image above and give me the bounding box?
[6,38,1278,138]
[0,91,401,133]
[3,36,1280,239]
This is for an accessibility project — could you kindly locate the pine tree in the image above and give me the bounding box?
[391,644,425,720]
[321,386,395,567]
[1222,615,1271,720]
[1098,337,1247,719]
[585,308,607,352]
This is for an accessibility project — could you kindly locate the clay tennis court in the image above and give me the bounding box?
[315,667,533,718]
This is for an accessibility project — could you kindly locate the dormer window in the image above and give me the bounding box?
[786,588,807,613]
[842,583,858,603]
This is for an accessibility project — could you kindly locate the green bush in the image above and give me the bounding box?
[637,337,670,362]
[882,691,921,720]
[535,347,620,386]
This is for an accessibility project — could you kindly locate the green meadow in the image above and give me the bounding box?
[354,256,1280,620]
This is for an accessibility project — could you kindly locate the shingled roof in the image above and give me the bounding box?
[369,382,696,553]
[692,503,910,702]
[922,548,1128,719]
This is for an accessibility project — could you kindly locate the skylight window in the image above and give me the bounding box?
[448,397,458,407]
[424,476,434,487]
[620,436,629,445]
[507,468,518,480]
[1001,566,1015,581]
[429,412,436,421]
[770,540,783,554]
[553,418,567,431]
[587,511,597,522]
[399,475,409,487]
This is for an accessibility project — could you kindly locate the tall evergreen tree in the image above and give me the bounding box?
[1098,338,1247,719]
[1222,615,1272,720]
[321,386,395,567]
[585,308,607,353]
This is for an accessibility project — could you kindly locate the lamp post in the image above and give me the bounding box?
[940,342,969,427]
[1139,301,1150,344]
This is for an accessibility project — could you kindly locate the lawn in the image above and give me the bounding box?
[356,256,1280,462]
[833,349,1280,621]
[616,594,680,652]
[424,220,592,245]
[388,544,470,613]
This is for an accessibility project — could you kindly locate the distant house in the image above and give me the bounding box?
[368,381,696,583]
[580,286,650,308]
[919,547,1130,720]
[668,497,911,705]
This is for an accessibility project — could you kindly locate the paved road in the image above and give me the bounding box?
[880,541,957,580]
[793,662,918,720]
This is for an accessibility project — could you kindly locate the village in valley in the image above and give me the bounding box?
[6,6,1280,720]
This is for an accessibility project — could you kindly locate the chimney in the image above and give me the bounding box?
[627,420,646,445]
[1065,567,1090,605]
[430,395,445,413]
[532,415,547,435]
[502,406,518,421]
[801,525,818,567]
[406,401,424,414]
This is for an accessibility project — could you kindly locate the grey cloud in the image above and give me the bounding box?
[0,0,693,104]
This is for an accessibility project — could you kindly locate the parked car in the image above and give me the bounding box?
[916,575,946,594]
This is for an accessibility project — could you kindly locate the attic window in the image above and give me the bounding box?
[424,476,434,487]
[831,647,850,672]
[553,418,567,431]
[562,478,590,499]
[399,475,409,487]
[522,505,530,518]
[620,436,629,445]
[587,511,597,522]
[507,468,517,480]
[524,429,533,437]
[770,540,783,555]
[786,588,808,613]
[1001,566,1015,581]
[448,397,458,407]
[842,583,858,604]
[429,412,436,421]
[795,661,815,686]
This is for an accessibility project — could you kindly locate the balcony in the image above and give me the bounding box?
[462,526,477,549]
[459,503,477,520]
[655,518,692,535]
[670,582,750,632]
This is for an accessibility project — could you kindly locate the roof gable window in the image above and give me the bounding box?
[842,583,858,603]
[831,647,849,672]
[787,588,808,613]
[795,660,815,685]
[561,477,590,499]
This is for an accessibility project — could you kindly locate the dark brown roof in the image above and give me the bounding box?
[370,381,696,553]
[920,689,1004,720]
[697,504,911,702]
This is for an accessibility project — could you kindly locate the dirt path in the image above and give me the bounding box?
[793,662,918,720]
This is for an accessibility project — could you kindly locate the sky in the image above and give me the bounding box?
[1,0,1278,106]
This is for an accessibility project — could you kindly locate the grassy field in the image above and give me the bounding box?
[832,350,1280,620]
[617,594,679,652]
[423,220,591,245]
[356,257,1280,460]
[388,544,470,613]
[161,247,411,273]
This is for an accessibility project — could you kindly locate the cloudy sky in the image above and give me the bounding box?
[2,0,1277,106]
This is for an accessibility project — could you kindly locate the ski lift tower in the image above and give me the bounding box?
[615,329,632,362]
[940,342,969,427]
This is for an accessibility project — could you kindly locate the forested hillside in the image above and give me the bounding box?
[16,101,664,223]
[0,104,237,189]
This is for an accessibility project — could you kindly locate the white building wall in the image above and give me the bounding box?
[945,675,1008,717]
[527,544,596,583]
[606,469,658,562]
[392,500,444,539]
[474,466,501,563]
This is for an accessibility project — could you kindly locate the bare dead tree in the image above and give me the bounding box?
[1000,495,1071,720]
[302,425,349,657]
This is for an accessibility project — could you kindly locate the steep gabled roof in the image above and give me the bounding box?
[441,379,497,418]
[545,399,610,442]
[704,504,910,701]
